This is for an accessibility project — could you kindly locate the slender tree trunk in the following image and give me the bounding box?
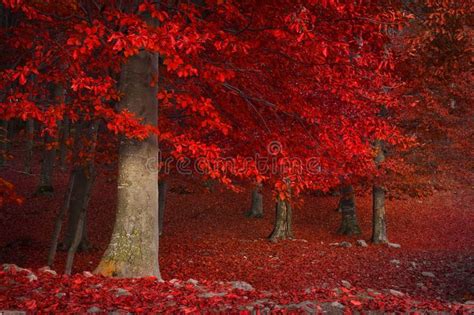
[95,49,161,278]
[24,119,34,174]
[158,180,167,236]
[246,184,263,218]
[337,185,361,235]
[371,139,388,244]
[0,120,8,167]
[58,116,70,170]
[269,197,293,242]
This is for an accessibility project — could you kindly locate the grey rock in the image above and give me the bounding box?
[341,280,351,288]
[197,291,226,298]
[114,288,132,297]
[186,278,199,286]
[390,259,401,265]
[230,281,254,291]
[38,266,57,276]
[339,241,352,248]
[421,271,435,278]
[389,289,404,297]
[88,306,102,313]
[356,240,368,247]
[26,273,38,282]
[388,243,401,249]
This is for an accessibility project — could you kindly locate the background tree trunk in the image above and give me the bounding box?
[95,49,161,279]
[372,139,389,244]
[58,116,70,170]
[24,119,34,174]
[246,184,263,218]
[158,180,167,236]
[269,197,293,242]
[337,185,361,235]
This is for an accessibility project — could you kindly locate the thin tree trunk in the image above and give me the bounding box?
[24,119,34,174]
[371,139,388,244]
[269,197,293,242]
[65,167,94,275]
[158,180,167,236]
[246,184,263,218]
[95,49,161,278]
[337,185,361,235]
[58,116,70,170]
[48,172,75,266]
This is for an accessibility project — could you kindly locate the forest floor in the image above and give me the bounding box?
[0,161,473,313]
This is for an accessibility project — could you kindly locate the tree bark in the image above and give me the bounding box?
[269,197,293,242]
[371,139,389,244]
[158,180,167,236]
[24,119,34,174]
[95,49,161,279]
[246,184,263,218]
[337,185,361,235]
[58,116,70,170]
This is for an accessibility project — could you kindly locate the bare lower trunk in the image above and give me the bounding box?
[158,180,167,235]
[337,185,361,235]
[60,166,94,251]
[372,185,388,243]
[95,49,161,279]
[371,139,388,244]
[246,185,264,218]
[58,116,70,170]
[269,197,293,242]
[24,119,34,174]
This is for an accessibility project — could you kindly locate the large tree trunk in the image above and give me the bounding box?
[95,49,161,279]
[246,184,263,218]
[24,119,34,174]
[371,139,388,244]
[337,185,361,235]
[269,197,293,242]
[158,180,167,236]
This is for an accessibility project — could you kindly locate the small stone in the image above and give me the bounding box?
[356,240,368,247]
[410,262,417,268]
[367,288,381,296]
[187,278,199,286]
[389,289,404,297]
[339,241,352,248]
[330,301,345,309]
[197,292,226,298]
[464,300,474,305]
[341,280,351,288]
[422,271,435,278]
[38,266,57,276]
[329,242,340,247]
[83,271,93,277]
[390,259,401,265]
[230,281,254,291]
[27,273,38,282]
[388,243,401,249]
[114,288,132,297]
[88,306,102,313]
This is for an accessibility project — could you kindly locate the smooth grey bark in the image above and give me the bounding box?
[337,185,362,235]
[269,197,293,242]
[24,119,34,174]
[158,180,167,236]
[95,49,161,278]
[246,184,263,218]
[371,139,389,244]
